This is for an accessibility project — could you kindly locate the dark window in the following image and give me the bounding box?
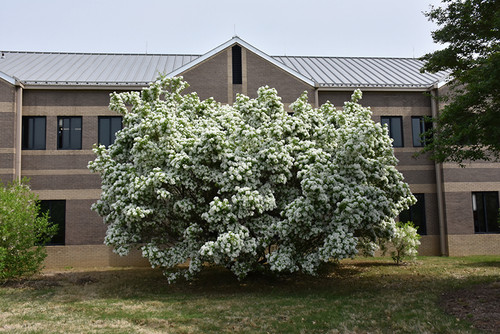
[411,116,432,147]
[472,192,500,233]
[381,116,403,147]
[399,193,427,235]
[22,116,46,150]
[98,116,122,148]
[40,200,66,245]
[232,45,242,84]
[58,117,82,150]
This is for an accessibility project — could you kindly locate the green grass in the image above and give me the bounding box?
[0,256,498,333]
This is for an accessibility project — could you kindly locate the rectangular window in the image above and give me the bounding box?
[232,45,242,84]
[472,192,500,233]
[22,116,46,150]
[399,193,426,235]
[58,116,82,150]
[98,116,122,148]
[411,116,432,147]
[381,116,403,147]
[39,200,66,245]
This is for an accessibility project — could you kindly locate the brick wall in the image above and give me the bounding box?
[8,47,499,265]
[44,245,150,269]
[0,79,16,183]
[418,235,440,256]
[181,50,229,103]
[246,50,315,104]
[448,234,500,256]
[21,89,118,245]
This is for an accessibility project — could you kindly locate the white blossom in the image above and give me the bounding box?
[88,77,415,281]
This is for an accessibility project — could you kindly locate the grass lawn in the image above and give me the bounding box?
[0,256,499,333]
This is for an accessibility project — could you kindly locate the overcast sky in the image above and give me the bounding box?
[2,0,444,58]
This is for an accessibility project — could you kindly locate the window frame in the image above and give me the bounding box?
[57,116,82,150]
[411,116,432,147]
[399,193,427,235]
[472,191,500,234]
[22,116,46,150]
[232,45,242,85]
[98,116,122,148]
[39,200,66,245]
[381,116,404,147]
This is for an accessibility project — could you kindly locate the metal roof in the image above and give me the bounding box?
[0,39,448,89]
[273,56,448,89]
[0,51,200,86]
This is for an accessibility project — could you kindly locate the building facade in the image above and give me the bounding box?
[0,37,498,268]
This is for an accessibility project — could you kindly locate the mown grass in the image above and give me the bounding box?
[0,256,498,333]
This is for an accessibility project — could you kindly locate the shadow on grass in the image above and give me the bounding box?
[1,262,366,296]
[2,258,499,334]
[460,261,500,268]
[161,263,367,295]
[347,261,397,268]
[2,256,498,299]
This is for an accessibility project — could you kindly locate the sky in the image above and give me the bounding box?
[1,0,444,58]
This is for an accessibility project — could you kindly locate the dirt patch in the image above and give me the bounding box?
[0,272,100,289]
[440,281,500,333]
[72,275,99,286]
[1,274,63,289]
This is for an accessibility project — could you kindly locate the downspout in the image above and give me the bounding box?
[15,83,23,181]
[314,86,319,108]
[430,86,448,256]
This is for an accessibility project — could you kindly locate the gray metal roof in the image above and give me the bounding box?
[0,45,448,89]
[273,56,448,88]
[0,51,200,86]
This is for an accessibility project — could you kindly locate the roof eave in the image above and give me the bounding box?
[0,71,17,86]
[317,84,436,92]
[20,81,150,90]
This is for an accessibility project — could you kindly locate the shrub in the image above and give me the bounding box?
[89,77,415,282]
[0,179,57,279]
[390,222,421,265]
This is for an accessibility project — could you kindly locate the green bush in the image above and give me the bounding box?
[0,179,57,279]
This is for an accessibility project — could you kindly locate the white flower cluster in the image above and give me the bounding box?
[390,222,421,263]
[199,227,257,262]
[89,77,415,281]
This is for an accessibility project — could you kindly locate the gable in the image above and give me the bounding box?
[177,39,315,105]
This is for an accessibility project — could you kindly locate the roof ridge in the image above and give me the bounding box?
[2,51,422,60]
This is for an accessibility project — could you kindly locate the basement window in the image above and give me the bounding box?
[472,192,500,233]
[40,200,66,245]
[399,193,427,235]
[232,45,242,84]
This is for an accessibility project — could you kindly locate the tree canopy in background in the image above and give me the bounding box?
[420,0,500,163]
[89,77,415,282]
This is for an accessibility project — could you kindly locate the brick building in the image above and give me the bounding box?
[0,37,498,267]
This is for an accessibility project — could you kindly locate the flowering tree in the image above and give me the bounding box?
[89,77,415,281]
[389,222,421,265]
